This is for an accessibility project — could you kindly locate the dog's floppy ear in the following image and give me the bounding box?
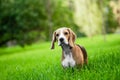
[51,31,56,49]
[67,28,76,48]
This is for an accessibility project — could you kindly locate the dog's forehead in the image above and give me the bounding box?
[56,28,68,33]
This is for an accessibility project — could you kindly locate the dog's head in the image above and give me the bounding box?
[51,27,76,49]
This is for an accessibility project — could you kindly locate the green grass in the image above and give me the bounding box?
[0,34,120,80]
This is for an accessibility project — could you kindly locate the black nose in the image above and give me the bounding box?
[59,38,64,42]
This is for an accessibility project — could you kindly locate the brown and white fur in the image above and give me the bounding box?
[51,27,88,68]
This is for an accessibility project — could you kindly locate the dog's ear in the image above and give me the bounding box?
[51,31,56,49]
[67,28,76,48]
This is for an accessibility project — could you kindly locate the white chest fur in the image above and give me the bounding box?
[62,51,75,68]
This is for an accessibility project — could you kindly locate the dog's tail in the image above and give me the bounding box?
[77,45,88,64]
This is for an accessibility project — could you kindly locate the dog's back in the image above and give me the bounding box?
[77,45,88,64]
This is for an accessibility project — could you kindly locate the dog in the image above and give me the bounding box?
[51,27,88,68]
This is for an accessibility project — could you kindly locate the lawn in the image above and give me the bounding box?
[0,34,120,80]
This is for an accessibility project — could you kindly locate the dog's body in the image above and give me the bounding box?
[51,27,87,68]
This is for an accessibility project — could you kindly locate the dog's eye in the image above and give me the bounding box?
[56,34,59,37]
[64,32,68,35]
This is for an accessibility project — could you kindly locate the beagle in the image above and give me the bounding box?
[51,27,88,68]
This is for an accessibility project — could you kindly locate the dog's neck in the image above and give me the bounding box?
[61,44,72,54]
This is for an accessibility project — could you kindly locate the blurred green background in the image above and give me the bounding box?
[0,0,120,47]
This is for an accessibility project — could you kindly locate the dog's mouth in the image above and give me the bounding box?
[59,42,66,46]
[60,42,72,49]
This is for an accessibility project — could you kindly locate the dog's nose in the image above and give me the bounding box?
[59,38,64,42]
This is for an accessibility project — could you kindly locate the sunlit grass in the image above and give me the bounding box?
[0,34,120,80]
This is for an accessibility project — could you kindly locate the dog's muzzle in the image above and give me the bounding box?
[59,38,65,46]
[59,38,64,42]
